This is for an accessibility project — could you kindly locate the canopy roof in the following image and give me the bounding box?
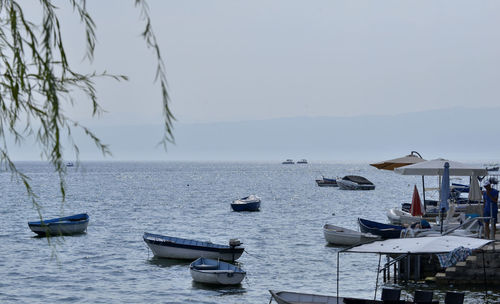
[370,153,426,171]
[344,236,493,254]
[342,175,373,185]
[394,158,488,176]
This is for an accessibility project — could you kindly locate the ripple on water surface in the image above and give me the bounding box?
[0,161,498,303]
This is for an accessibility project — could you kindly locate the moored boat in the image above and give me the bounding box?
[231,195,261,211]
[358,218,403,239]
[143,232,244,261]
[297,159,308,164]
[28,213,89,236]
[269,290,343,304]
[386,208,421,225]
[282,159,295,164]
[323,224,380,246]
[315,176,338,187]
[337,175,375,190]
[190,257,246,285]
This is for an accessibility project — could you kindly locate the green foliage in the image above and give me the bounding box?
[0,0,174,215]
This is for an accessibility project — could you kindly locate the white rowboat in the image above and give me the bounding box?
[323,224,380,246]
[190,257,246,285]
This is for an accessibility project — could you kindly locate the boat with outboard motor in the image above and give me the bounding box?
[143,232,244,261]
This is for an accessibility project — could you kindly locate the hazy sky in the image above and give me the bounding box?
[44,0,500,125]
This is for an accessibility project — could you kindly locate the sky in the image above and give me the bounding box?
[43,0,500,125]
[13,1,500,161]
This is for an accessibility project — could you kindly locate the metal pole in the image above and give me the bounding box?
[337,251,340,304]
[374,254,382,301]
[422,175,426,212]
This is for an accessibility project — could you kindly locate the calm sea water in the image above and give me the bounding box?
[0,162,497,303]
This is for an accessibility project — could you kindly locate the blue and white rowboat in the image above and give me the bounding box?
[143,232,244,261]
[358,218,403,239]
[190,257,246,285]
[28,213,89,236]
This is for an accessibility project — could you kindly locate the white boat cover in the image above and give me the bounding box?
[394,158,487,176]
[344,236,493,254]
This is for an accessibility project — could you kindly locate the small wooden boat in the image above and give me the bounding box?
[358,218,403,239]
[28,213,89,236]
[386,208,421,225]
[143,232,244,261]
[323,224,380,246]
[269,290,343,304]
[315,177,338,187]
[337,175,375,190]
[231,195,261,212]
[190,257,246,285]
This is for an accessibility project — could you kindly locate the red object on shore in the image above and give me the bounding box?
[410,185,423,216]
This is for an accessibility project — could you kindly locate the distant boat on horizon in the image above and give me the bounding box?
[66,162,74,167]
[297,159,308,164]
[282,159,294,164]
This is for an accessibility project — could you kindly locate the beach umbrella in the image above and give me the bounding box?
[370,151,425,171]
[395,158,488,176]
[439,162,450,212]
[410,185,423,216]
[468,176,482,202]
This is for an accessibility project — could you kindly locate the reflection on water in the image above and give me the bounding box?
[147,257,191,268]
[191,281,246,295]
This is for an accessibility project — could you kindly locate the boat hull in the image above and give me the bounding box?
[337,180,375,190]
[231,201,260,211]
[143,233,244,261]
[28,213,89,236]
[269,290,343,304]
[358,218,403,239]
[190,258,245,285]
[386,208,421,225]
[323,224,379,246]
[315,179,338,187]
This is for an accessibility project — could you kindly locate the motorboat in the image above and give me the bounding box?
[315,176,338,187]
[28,213,89,236]
[386,208,421,225]
[231,195,261,212]
[337,175,375,190]
[297,159,308,164]
[323,224,380,246]
[143,233,244,261]
[189,257,246,285]
[66,162,74,167]
[358,218,403,239]
[282,159,294,164]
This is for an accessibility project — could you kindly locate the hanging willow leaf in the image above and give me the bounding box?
[0,0,175,220]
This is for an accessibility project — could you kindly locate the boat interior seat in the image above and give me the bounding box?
[381,288,401,302]
[193,264,218,270]
[414,290,433,303]
[444,291,464,304]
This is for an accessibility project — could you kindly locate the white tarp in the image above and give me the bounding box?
[395,158,488,176]
[468,176,482,202]
[345,236,493,254]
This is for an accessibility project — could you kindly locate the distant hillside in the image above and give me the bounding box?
[8,107,500,161]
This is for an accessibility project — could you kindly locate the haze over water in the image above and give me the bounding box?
[1,161,497,303]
